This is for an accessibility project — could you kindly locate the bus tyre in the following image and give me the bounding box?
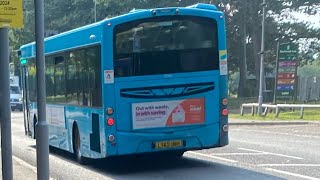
[73,126,89,165]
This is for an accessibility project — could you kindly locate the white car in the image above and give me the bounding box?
[10,86,23,111]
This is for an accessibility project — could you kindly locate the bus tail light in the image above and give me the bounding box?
[221,109,228,116]
[107,118,115,126]
[222,98,228,106]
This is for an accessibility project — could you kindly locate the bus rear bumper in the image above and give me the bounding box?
[110,123,224,156]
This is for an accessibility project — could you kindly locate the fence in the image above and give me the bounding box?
[241,103,320,119]
[297,76,320,101]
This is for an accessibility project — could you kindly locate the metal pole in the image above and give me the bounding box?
[273,42,280,104]
[94,0,97,22]
[0,28,13,180]
[293,46,299,104]
[257,0,267,116]
[34,0,49,179]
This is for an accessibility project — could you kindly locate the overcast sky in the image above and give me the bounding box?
[293,12,320,28]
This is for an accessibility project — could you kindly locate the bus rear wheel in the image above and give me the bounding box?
[73,125,89,165]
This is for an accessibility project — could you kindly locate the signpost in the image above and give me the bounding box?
[1,1,23,179]
[274,43,298,102]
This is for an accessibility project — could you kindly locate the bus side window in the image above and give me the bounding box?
[55,56,66,104]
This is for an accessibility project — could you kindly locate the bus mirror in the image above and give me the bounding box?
[17,50,21,56]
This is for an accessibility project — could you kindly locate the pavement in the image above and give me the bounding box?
[0,152,37,180]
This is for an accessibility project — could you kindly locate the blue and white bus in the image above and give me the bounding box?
[20,3,228,164]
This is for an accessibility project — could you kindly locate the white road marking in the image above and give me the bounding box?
[12,155,55,180]
[186,151,238,163]
[265,168,320,180]
[238,147,304,160]
[258,164,320,167]
[234,129,320,139]
[12,155,37,174]
[237,148,267,153]
[211,152,266,156]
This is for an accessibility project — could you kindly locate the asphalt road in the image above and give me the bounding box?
[8,112,320,180]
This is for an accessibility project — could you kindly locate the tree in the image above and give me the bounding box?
[8,0,320,97]
[223,0,319,97]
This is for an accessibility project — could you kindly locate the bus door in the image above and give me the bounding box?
[21,65,31,136]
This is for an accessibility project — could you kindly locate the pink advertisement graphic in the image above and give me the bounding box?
[132,98,205,129]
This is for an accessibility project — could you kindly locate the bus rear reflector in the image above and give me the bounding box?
[108,135,115,142]
[222,125,228,132]
[107,118,115,126]
[222,98,228,106]
[222,109,228,116]
[107,107,114,115]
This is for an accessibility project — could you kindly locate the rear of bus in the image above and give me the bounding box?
[105,4,228,157]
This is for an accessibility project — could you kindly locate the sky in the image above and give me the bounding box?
[292,12,320,28]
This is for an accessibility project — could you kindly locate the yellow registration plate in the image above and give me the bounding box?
[154,140,183,149]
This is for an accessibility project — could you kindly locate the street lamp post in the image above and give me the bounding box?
[258,0,267,116]
[0,27,14,180]
[34,0,50,179]
[94,0,97,22]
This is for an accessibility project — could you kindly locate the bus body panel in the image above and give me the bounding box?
[111,73,220,155]
[46,104,69,151]
[20,4,228,159]
[116,123,219,155]
[114,74,220,131]
[103,6,227,156]
[64,106,106,158]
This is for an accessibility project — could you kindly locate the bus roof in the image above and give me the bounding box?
[19,3,221,58]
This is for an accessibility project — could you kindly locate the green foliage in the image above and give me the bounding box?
[298,59,320,77]
[8,0,320,86]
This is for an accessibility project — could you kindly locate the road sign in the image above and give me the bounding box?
[0,0,23,28]
[277,78,295,84]
[279,61,296,67]
[278,67,296,73]
[277,84,294,91]
[276,90,294,97]
[277,73,295,79]
[275,43,298,100]
[278,44,298,61]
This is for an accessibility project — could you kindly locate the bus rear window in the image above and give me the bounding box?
[114,16,219,77]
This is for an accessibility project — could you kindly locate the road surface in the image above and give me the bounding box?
[8,112,320,180]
